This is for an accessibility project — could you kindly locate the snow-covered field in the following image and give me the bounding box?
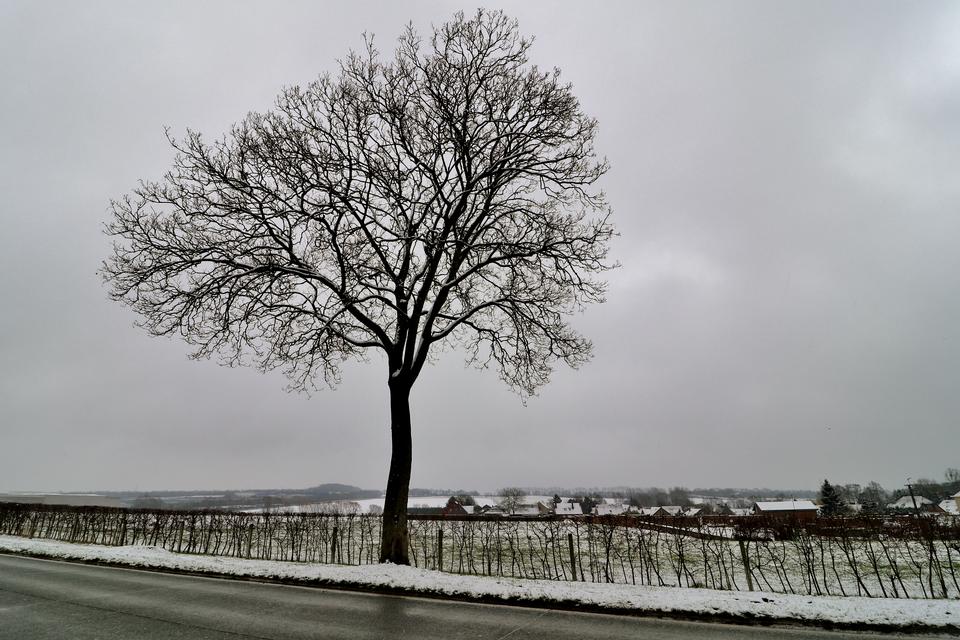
[1,535,957,631]
[242,495,535,514]
[354,495,507,512]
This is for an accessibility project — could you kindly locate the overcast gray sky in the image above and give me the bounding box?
[1,1,958,494]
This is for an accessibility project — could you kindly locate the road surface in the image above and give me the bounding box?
[0,554,938,639]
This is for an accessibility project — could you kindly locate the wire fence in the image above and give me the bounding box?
[2,503,958,599]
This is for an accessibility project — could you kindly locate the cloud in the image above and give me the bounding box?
[1,1,958,493]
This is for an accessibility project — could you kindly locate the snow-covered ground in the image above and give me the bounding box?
[354,495,546,512]
[244,495,557,514]
[241,495,501,514]
[1,535,956,631]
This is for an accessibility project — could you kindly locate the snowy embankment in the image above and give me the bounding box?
[1,535,957,632]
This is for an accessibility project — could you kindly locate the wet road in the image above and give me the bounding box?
[0,554,939,639]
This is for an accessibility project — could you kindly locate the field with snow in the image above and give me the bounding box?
[241,495,546,514]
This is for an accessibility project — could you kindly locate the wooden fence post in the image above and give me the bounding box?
[331,525,339,564]
[246,524,254,559]
[568,533,577,581]
[437,528,444,572]
[739,539,754,591]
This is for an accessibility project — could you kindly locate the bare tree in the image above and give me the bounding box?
[860,481,887,513]
[102,10,614,564]
[498,487,527,515]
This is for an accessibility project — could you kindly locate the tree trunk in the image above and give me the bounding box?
[380,377,412,564]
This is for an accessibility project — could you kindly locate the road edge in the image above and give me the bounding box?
[2,549,956,635]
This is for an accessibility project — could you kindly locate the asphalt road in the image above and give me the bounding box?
[0,554,940,640]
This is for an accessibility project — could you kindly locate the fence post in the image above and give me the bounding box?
[245,524,254,559]
[331,525,339,564]
[738,539,754,591]
[437,528,444,572]
[568,533,577,581]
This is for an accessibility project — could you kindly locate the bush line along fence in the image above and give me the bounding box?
[2,503,959,599]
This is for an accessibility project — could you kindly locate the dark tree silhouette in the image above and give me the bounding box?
[819,479,848,517]
[859,480,887,514]
[452,494,476,507]
[497,487,527,515]
[102,10,614,564]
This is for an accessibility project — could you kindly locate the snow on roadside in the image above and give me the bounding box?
[1,535,957,630]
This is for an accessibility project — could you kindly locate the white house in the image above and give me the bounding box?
[594,503,627,516]
[554,501,583,516]
[887,495,933,510]
[512,504,541,516]
[938,499,958,515]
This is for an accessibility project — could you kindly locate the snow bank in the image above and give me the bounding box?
[1,535,956,631]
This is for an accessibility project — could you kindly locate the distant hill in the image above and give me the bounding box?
[90,483,382,510]
[302,484,381,500]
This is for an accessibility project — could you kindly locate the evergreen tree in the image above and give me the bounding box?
[575,493,603,515]
[819,479,848,517]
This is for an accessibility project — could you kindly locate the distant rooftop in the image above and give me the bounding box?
[754,500,818,512]
[888,496,933,509]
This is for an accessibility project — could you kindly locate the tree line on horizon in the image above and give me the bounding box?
[122,466,960,514]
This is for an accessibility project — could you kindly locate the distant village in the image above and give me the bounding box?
[3,468,959,520]
[407,490,960,521]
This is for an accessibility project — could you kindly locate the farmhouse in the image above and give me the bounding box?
[441,499,471,516]
[887,495,936,511]
[513,504,542,516]
[752,500,819,522]
[632,505,702,517]
[593,503,628,516]
[554,501,583,516]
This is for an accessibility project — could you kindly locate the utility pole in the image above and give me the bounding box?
[906,478,921,517]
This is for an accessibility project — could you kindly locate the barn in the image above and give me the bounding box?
[752,500,819,522]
